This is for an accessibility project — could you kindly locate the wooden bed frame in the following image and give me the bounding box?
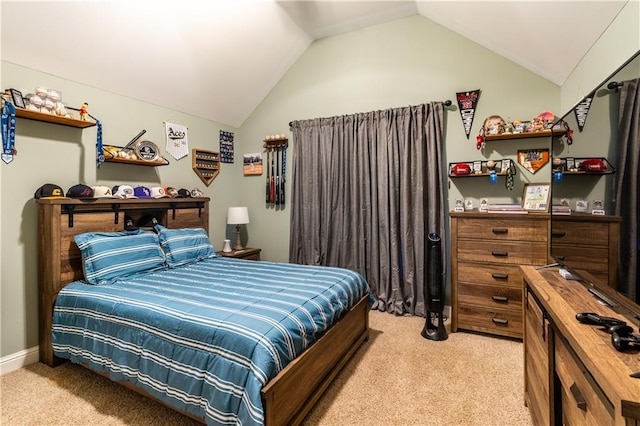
[37,198,370,425]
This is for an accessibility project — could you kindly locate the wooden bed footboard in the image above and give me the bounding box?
[261,295,370,426]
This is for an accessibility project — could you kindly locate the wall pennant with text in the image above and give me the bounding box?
[573,93,593,132]
[456,90,481,139]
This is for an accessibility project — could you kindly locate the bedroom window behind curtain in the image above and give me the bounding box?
[289,102,446,317]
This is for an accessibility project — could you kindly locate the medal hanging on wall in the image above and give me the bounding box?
[1,100,17,164]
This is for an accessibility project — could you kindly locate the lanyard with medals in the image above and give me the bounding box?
[1,101,16,164]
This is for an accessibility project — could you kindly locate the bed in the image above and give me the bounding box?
[37,198,371,425]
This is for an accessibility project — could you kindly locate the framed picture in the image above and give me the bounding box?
[521,183,551,212]
[10,89,25,108]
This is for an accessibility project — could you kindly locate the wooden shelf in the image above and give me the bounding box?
[484,129,565,141]
[263,138,288,148]
[192,148,220,186]
[15,107,96,128]
[103,156,169,167]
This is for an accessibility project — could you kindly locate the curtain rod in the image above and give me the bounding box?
[288,99,453,127]
[607,81,623,91]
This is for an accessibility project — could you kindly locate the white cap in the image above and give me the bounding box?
[112,185,137,199]
[150,186,168,198]
[92,186,115,198]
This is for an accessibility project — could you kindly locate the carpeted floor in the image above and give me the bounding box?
[1,310,532,425]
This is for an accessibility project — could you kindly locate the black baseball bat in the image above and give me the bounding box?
[265,148,270,203]
[275,146,280,205]
[270,147,275,203]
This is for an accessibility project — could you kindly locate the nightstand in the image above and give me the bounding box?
[217,247,261,260]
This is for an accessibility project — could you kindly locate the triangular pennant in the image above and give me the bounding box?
[574,93,593,132]
[456,89,481,139]
[165,122,188,160]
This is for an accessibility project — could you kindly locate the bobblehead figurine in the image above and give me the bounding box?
[79,102,89,120]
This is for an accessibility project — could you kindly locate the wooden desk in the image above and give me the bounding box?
[522,265,640,425]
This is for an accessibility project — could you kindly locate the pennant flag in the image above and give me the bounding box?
[456,89,481,139]
[165,122,188,160]
[574,93,593,132]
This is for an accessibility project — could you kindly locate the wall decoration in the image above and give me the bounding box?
[456,89,480,140]
[521,183,551,212]
[573,93,593,132]
[517,148,549,174]
[220,130,234,163]
[164,122,189,160]
[243,152,263,176]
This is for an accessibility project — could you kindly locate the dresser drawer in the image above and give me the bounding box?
[458,262,522,288]
[552,244,609,272]
[551,221,609,247]
[457,217,547,242]
[457,240,548,265]
[457,283,522,311]
[555,334,614,425]
[457,304,523,338]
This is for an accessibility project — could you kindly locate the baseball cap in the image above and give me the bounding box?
[66,184,96,199]
[191,187,204,198]
[133,186,152,198]
[177,188,192,198]
[112,185,137,199]
[150,186,168,198]
[34,183,68,199]
[164,187,179,198]
[92,186,116,198]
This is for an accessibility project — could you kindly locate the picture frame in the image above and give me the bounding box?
[10,88,25,108]
[521,182,551,212]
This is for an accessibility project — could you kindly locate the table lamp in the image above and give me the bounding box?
[227,207,249,250]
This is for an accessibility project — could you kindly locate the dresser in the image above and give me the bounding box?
[450,212,549,339]
[522,266,640,425]
[551,213,621,287]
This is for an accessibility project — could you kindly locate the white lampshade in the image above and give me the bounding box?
[227,207,249,225]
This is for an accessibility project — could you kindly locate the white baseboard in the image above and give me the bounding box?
[0,346,39,376]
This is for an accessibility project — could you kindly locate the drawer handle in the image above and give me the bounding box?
[491,251,508,257]
[552,230,566,237]
[492,228,508,234]
[492,317,508,325]
[569,383,587,411]
[491,273,509,280]
[492,295,509,303]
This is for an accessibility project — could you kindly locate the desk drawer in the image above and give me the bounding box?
[457,218,547,242]
[458,262,522,288]
[555,334,613,425]
[457,304,523,338]
[457,282,522,311]
[457,240,547,265]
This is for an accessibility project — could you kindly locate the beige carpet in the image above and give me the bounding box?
[1,311,532,425]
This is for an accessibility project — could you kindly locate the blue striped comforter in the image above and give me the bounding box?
[52,257,370,425]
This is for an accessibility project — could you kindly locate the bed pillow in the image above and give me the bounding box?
[154,224,217,267]
[74,230,166,285]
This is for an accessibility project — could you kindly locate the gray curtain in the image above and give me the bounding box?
[289,102,446,317]
[615,78,640,303]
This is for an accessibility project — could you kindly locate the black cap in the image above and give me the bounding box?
[34,183,68,199]
[137,214,159,227]
[177,188,192,198]
[66,184,96,199]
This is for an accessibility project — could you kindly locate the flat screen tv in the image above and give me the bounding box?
[550,49,640,325]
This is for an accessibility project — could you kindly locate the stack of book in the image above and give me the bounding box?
[486,204,528,214]
[552,205,572,215]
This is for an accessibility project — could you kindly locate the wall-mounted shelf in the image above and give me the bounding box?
[449,159,514,178]
[263,137,288,148]
[15,107,96,128]
[484,129,565,141]
[192,148,220,186]
[554,157,615,175]
[104,155,169,167]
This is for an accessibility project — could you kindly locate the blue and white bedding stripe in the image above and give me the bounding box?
[52,257,370,425]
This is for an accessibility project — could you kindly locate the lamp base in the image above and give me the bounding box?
[234,224,243,250]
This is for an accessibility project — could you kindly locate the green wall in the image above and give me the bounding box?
[0,63,243,358]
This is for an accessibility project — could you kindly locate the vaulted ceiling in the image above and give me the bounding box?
[1,1,628,127]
